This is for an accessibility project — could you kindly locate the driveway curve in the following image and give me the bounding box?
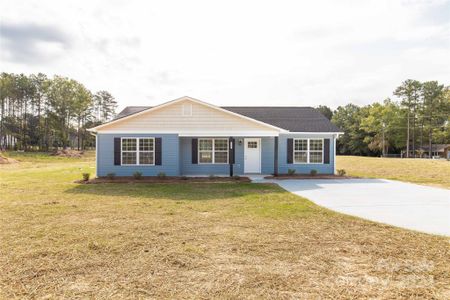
[267,178,450,236]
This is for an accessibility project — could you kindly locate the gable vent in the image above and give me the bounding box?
[182,103,192,116]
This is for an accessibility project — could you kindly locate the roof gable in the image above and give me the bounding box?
[89,96,285,134]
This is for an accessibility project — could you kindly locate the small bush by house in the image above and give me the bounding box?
[337,169,346,176]
[82,173,90,181]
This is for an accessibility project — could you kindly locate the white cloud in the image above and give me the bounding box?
[1,0,449,110]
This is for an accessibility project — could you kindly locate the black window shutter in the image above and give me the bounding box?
[192,138,198,164]
[114,138,121,165]
[155,137,162,165]
[229,138,235,164]
[287,138,293,164]
[324,139,330,164]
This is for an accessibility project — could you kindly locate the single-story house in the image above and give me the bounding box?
[88,96,343,177]
[418,144,450,159]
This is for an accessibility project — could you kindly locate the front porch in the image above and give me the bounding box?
[179,136,276,176]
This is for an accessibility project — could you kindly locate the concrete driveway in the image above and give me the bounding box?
[269,179,450,236]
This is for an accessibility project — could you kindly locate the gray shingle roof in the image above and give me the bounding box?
[222,106,341,132]
[418,144,450,152]
[115,106,151,119]
[115,105,341,132]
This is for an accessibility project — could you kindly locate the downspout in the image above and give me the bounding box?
[229,137,234,177]
[333,134,337,174]
[274,136,278,176]
[90,131,98,178]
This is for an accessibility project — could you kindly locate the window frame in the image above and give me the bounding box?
[198,138,229,164]
[120,137,155,166]
[293,138,308,164]
[293,138,324,164]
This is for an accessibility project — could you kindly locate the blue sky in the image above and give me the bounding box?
[1,0,449,110]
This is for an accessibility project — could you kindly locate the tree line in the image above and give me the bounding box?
[317,80,450,157]
[0,73,117,151]
[1,73,448,156]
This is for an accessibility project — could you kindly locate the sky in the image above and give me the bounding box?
[1,0,449,111]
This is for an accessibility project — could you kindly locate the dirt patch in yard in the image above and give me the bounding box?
[51,149,84,158]
[0,153,18,164]
[77,176,251,184]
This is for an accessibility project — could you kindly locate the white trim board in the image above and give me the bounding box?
[284,132,344,136]
[87,131,341,136]
[90,131,281,136]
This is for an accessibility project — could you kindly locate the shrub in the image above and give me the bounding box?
[287,169,296,175]
[310,169,317,176]
[157,172,166,179]
[82,173,90,181]
[209,174,216,180]
[232,175,240,180]
[106,172,116,180]
[181,175,188,180]
[133,171,143,179]
[337,169,346,176]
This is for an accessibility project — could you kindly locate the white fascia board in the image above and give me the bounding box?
[179,131,279,137]
[88,96,287,133]
[283,132,344,136]
[94,130,279,137]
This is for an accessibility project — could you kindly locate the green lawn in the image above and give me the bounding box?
[1,153,449,299]
[337,155,450,189]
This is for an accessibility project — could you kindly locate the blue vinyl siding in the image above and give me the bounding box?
[261,137,275,174]
[96,133,335,176]
[96,133,180,176]
[278,134,335,175]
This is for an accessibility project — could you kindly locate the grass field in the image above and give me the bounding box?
[337,156,450,189]
[1,152,449,299]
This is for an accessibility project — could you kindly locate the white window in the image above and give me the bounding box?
[309,139,323,163]
[294,139,308,163]
[121,137,155,165]
[198,138,228,164]
[199,139,213,163]
[214,139,228,163]
[293,138,323,164]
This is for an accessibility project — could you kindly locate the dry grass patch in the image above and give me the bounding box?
[1,153,449,299]
[0,152,18,164]
[337,155,450,189]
